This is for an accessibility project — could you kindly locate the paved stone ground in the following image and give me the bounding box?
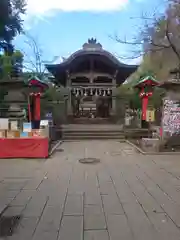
[0,141,180,239]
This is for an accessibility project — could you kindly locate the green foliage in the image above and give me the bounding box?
[0,55,12,78]
[40,85,67,123]
[43,85,65,102]
[128,55,158,84]
[118,82,133,96]
[148,88,164,109]
[0,50,24,79]
[0,0,26,46]
[119,72,163,110]
[0,0,26,80]
[13,50,23,59]
[118,83,141,109]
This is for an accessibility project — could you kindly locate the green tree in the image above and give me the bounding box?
[118,82,141,109]
[43,85,65,102]
[0,50,24,79]
[0,0,26,52]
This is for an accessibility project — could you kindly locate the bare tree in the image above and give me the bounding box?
[18,32,59,78]
[112,0,180,82]
[113,1,180,62]
[23,32,44,75]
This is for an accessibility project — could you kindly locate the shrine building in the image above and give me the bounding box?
[46,38,138,121]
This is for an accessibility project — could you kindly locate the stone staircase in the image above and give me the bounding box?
[67,117,117,124]
[60,124,125,140]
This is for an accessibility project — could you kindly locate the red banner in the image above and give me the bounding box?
[0,138,48,158]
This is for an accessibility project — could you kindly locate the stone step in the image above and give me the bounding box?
[62,130,124,133]
[62,128,125,140]
[58,124,150,140]
[61,124,123,129]
[62,135,125,140]
[62,131,124,136]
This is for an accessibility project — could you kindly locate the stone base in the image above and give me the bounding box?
[140,138,160,152]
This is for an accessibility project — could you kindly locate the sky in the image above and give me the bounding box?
[14,0,166,67]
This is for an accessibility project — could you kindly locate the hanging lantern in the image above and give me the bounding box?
[76,89,79,96]
[90,88,93,96]
[76,89,79,97]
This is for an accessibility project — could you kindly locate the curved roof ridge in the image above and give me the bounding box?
[48,38,138,68]
[45,39,139,86]
[47,48,137,69]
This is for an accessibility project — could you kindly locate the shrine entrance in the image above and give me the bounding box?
[71,88,112,119]
[72,92,112,118]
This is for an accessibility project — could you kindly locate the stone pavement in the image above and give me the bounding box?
[0,141,180,239]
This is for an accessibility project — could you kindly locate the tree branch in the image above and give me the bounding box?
[112,34,142,45]
[165,18,180,61]
[18,48,38,71]
[23,32,44,74]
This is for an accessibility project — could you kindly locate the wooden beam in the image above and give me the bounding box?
[69,72,113,80]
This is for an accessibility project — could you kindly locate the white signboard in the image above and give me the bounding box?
[0,118,9,130]
[40,120,49,126]
[23,122,32,132]
[162,99,180,136]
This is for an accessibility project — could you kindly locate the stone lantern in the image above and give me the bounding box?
[2,77,27,118]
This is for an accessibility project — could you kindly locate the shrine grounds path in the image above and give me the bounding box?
[1,141,180,239]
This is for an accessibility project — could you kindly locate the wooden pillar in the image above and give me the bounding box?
[111,83,116,115]
[66,71,72,115]
[111,70,118,116]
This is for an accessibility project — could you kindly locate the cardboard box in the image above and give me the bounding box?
[9,120,18,130]
[7,130,20,138]
[28,132,33,137]
[0,130,6,138]
[23,122,32,132]
[20,132,29,138]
